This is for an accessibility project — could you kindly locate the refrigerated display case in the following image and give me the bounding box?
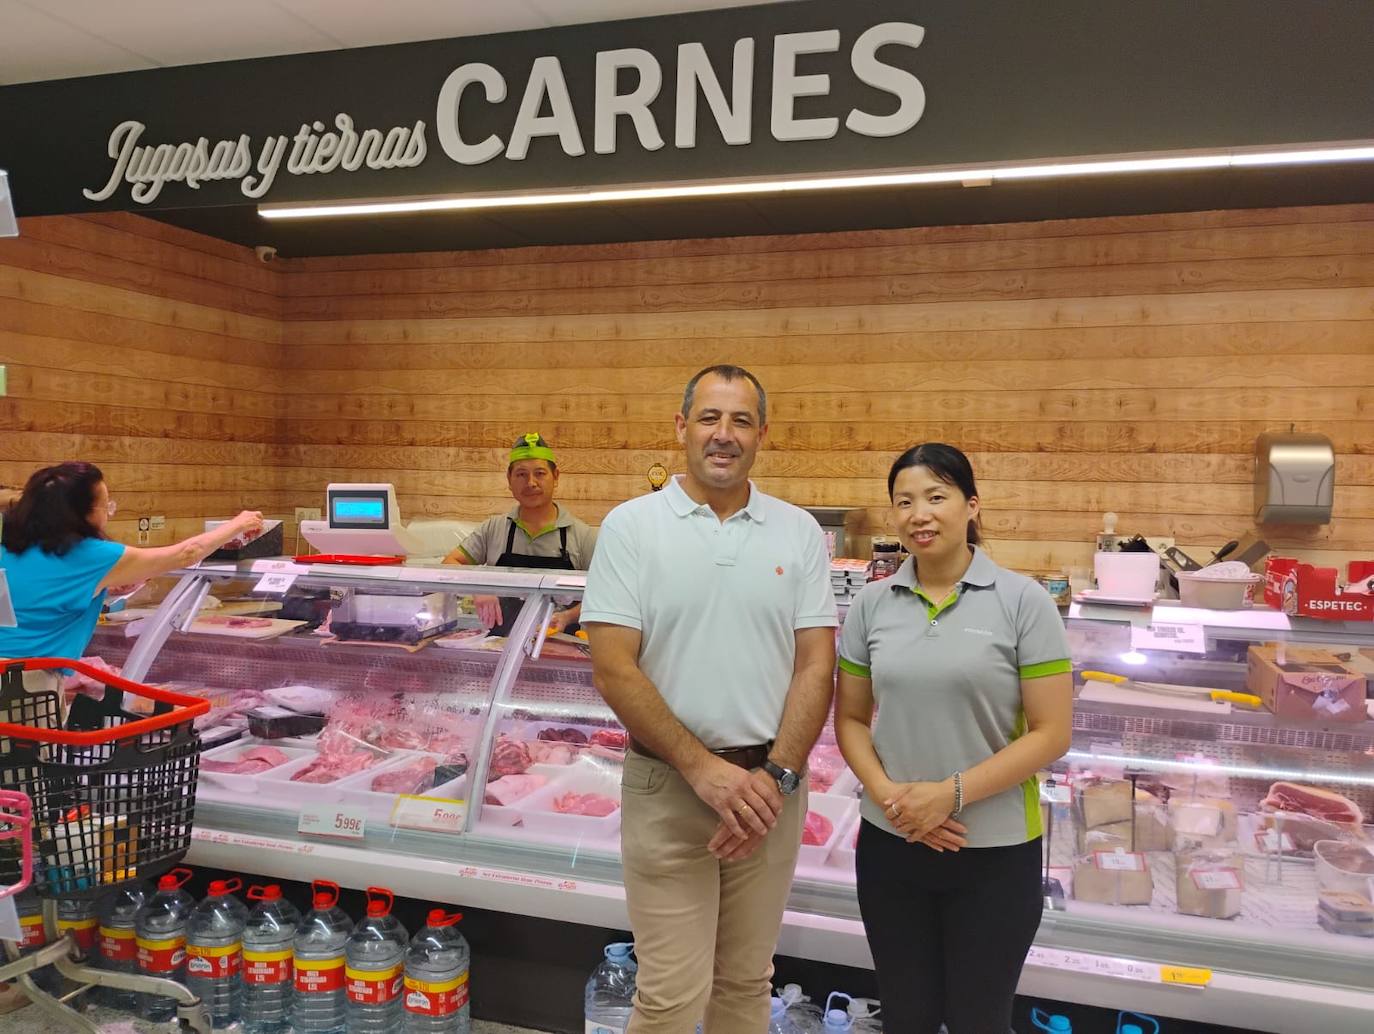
[82,563,1374,1032]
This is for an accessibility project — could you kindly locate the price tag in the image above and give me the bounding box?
[298,805,366,840]
[1131,621,1206,654]
[251,559,303,575]
[1040,782,1072,805]
[1255,830,1296,853]
[390,795,467,834]
[1093,850,1146,872]
[554,575,587,588]
[254,572,298,595]
[1160,966,1212,987]
[1190,868,1242,891]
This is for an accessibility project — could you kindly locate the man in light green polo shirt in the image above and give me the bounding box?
[443,433,596,635]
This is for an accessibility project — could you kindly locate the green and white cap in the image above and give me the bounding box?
[509,432,557,465]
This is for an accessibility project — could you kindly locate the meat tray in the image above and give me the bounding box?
[198,740,315,795]
[826,809,863,872]
[796,793,858,868]
[510,758,623,838]
[318,752,446,822]
[478,764,569,828]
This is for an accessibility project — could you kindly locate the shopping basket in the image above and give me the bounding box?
[0,658,209,900]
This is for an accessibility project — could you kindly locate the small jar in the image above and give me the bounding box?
[868,539,903,582]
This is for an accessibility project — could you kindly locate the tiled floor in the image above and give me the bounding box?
[0,1000,544,1033]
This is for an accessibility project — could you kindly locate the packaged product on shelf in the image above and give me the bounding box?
[1259,782,1365,854]
[1075,808,1170,854]
[1317,891,1374,938]
[1072,849,1154,906]
[1075,778,1166,838]
[1245,644,1367,723]
[1169,797,1239,850]
[248,706,328,740]
[1175,848,1245,919]
[1313,840,1374,895]
[483,774,547,806]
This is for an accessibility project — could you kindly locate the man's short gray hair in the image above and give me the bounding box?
[680,365,767,426]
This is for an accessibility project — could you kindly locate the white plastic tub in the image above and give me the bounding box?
[198,740,313,795]
[1314,840,1374,894]
[514,761,622,838]
[1094,551,1160,598]
[1176,568,1262,609]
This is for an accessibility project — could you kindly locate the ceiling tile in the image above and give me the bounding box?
[33,0,342,68]
[276,0,548,48]
[0,0,158,84]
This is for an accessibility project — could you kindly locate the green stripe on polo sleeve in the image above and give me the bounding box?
[1019,658,1071,680]
[456,544,477,564]
[838,656,871,679]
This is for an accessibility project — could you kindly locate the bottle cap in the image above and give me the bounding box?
[207,878,242,897]
[365,887,394,918]
[825,1009,850,1028]
[311,879,340,910]
[157,867,193,891]
[426,909,462,927]
[247,884,283,902]
[605,942,633,959]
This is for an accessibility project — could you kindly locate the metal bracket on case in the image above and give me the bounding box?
[121,573,212,683]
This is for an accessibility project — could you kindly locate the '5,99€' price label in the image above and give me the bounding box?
[298,805,367,840]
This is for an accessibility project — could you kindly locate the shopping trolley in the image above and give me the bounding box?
[0,657,213,1032]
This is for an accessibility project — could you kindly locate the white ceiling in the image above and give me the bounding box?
[0,0,792,85]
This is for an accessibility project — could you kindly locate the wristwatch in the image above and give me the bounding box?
[763,760,802,796]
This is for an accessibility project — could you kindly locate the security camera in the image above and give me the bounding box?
[254,245,278,263]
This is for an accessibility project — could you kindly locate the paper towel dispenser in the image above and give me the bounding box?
[1254,432,1334,525]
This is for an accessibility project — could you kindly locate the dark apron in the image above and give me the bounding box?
[490,520,576,636]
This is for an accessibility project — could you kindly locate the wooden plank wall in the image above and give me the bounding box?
[0,213,289,545]
[278,203,1374,574]
[3,203,1371,574]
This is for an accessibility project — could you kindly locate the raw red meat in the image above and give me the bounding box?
[528,740,578,765]
[489,736,533,778]
[537,727,589,745]
[552,793,619,817]
[483,774,546,806]
[201,746,291,775]
[370,757,438,794]
[807,744,846,794]
[590,729,628,749]
[1262,782,1364,826]
[802,811,834,846]
[291,751,379,784]
[540,640,590,660]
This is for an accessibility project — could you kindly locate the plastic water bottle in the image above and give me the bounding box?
[822,992,854,1031]
[135,867,196,1022]
[345,886,409,1033]
[1117,1012,1161,1034]
[777,983,823,1034]
[404,909,471,1034]
[96,883,149,1009]
[291,879,355,1034]
[583,942,636,1034]
[1031,1009,1072,1034]
[186,878,249,1028]
[241,884,301,1034]
[770,997,801,1034]
[56,898,100,957]
[846,996,883,1033]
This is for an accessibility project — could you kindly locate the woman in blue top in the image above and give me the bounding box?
[1,462,263,706]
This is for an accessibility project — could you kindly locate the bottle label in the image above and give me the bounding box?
[137,935,187,974]
[99,926,137,963]
[18,914,46,950]
[243,947,293,985]
[187,941,244,978]
[294,954,346,993]
[404,969,469,1016]
[58,916,99,953]
[347,962,405,1004]
[586,1024,627,1034]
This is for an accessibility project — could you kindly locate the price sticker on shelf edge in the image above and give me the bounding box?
[1040,781,1072,805]
[1160,965,1213,987]
[1094,849,1146,872]
[1255,830,1296,853]
[1130,621,1206,655]
[298,805,366,840]
[1191,868,1242,892]
[254,572,298,595]
[390,795,467,834]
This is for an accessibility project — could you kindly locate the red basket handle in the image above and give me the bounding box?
[0,657,210,746]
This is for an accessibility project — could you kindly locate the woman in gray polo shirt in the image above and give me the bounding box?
[835,443,1073,1034]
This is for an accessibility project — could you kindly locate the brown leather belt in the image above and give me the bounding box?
[630,737,771,771]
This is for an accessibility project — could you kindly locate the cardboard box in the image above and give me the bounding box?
[1246,644,1367,723]
[1264,558,1374,621]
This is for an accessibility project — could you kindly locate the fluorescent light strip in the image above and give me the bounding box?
[259,143,1374,220]
[1064,750,1374,788]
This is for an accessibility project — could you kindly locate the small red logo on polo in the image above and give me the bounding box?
[775,566,784,575]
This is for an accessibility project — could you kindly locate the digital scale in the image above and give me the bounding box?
[299,483,424,558]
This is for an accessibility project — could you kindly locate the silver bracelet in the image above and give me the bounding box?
[951,771,964,817]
